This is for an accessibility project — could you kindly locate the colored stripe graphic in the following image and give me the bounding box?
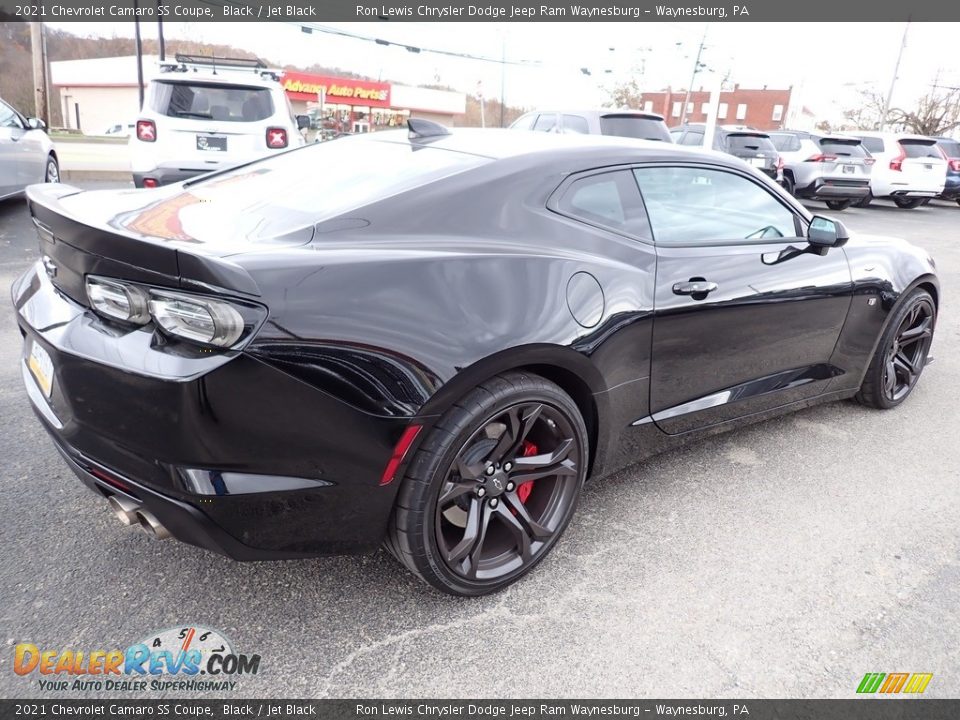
[880,673,909,693]
[857,673,885,693]
[903,673,933,694]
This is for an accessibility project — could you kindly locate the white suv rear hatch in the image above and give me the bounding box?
[151,79,278,165]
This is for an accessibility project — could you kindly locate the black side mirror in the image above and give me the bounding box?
[296,114,310,131]
[27,117,47,131]
[807,215,849,249]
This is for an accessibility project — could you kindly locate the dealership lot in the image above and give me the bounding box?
[0,186,957,698]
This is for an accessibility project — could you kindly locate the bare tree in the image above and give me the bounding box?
[888,86,960,136]
[841,88,889,131]
[606,77,643,110]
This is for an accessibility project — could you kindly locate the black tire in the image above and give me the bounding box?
[855,191,873,208]
[893,197,923,209]
[386,371,588,596]
[956,199,960,207]
[825,200,852,211]
[45,154,60,184]
[781,174,795,197]
[855,289,936,409]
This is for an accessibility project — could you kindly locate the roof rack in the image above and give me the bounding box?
[174,54,266,69]
[159,54,282,81]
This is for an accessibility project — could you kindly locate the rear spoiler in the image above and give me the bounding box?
[26,184,261,297]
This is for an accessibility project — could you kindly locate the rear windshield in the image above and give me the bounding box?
[726,134,776,153]
[900,140,941,159]
[937,139,960,158]
[185,134,489,228]
[148,80,275,122]
[859,137,884,153]
[599,115,670,142]
[769,133,801,152]
[819,139,868,157]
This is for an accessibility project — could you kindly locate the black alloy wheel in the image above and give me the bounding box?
[856,289,936,409]
[386,372,588,596]
[825,199,851,211]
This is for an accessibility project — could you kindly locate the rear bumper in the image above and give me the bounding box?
[12,262,411,558]
[132,168,208,188]
[797,177,870,200]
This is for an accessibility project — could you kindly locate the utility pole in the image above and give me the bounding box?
[499,35,506,128]
[880,20,910,131]
[156,1,166,61]
[679,26,708,127]
[134,12,145,109]
[30,22,49,124]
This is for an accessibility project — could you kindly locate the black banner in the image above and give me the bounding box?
[1,700,959,719]
[0,0,957,22]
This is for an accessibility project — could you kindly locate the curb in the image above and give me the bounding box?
[62,170,133,183]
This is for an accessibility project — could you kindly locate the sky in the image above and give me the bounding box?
[47,21,960,123]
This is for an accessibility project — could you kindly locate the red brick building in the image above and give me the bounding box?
[639,85,793,131]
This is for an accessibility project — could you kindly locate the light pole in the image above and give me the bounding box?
[679,26,708,127]
[880,21,910,131]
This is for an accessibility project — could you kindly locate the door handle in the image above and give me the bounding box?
[672,280,718,296]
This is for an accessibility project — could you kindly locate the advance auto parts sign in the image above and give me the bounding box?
[282,71,391,107]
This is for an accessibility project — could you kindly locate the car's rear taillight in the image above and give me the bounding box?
[864,157,876,166]
[805,154,838,162]
[266,127,288,149]
[890,144,906,171]
[136,120,156,142]
[949,159,960,172]
[776,156,784,170]
[142,178,159,188]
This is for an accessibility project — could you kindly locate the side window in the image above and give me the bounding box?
[633,166,797,246]
[0,101,24,128]
[561,114,589,134]
[860,136,885,154]
[533,113,559,133]
[554,170,651,239]
[679,131,704,146]
[511,113,537,131]
[669,129,684,143]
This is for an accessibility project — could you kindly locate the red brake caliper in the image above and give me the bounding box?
[516,440,538,504]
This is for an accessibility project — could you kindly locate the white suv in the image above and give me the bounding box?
[130,54,307,188]
[851,132,946,208]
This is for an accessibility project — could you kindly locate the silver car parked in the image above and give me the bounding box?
[0,96,59,201]
[768,131,871,211]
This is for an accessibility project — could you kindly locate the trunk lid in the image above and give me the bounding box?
[26,180,314,302]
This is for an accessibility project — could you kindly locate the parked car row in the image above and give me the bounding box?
[510,108,958,211]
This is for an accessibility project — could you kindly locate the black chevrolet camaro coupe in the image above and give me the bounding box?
[13,123,938,595]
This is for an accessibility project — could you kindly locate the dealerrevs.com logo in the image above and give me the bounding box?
[13,625,261,693]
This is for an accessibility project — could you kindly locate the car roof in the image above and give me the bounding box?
[523,109,665,121]
[362,127,734,166]
[670,124,770,137]
[772,130,863,142]
[852,131,937,141]
[149,70,280,88]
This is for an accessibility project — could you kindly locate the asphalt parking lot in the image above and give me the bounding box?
[0,186,957,699]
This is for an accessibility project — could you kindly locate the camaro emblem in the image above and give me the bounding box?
[41,255,57,278]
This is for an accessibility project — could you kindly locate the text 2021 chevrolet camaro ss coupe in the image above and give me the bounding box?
[13,123,938,596]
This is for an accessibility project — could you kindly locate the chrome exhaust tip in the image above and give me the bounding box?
[136,510,171,540]
[107,495,140,526]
